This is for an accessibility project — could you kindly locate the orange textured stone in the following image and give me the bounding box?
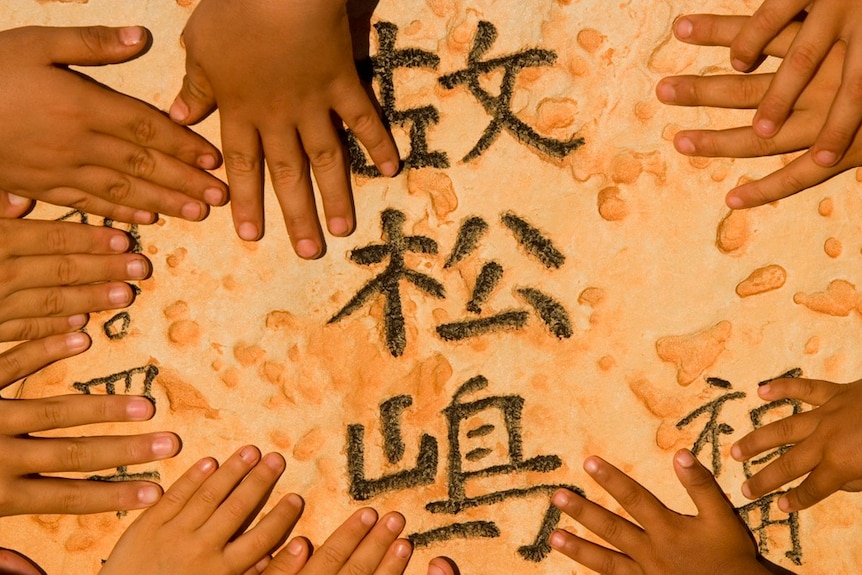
[220,367,240,388]
[163,300,189,320]
[598,355,616,370]
[156,369,220,419]
[818,197,834,217]
[716,210,751,255]
[406,169,458,220]
[794,280,862,316]
[578,287,605,306]
[166,247,188,268]
[736,265,787,298]
[805,336,820,355]
[234,343,265,367]
[597,186,628,221]
[577,28,606,53]
[656,321,733,386]
[825,237,843,258]
[168,319,201,346]
[293,428,325,462]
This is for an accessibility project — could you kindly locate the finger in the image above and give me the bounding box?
[548,529,639,575]
[0,219,133,257]
[0,314,89,343]
[812,39,862,166]
[177,445,262,530]
[265,537,311,575]
[86,132,227,207]
[206,452,286,542]
[14,431,180,474]
[9,476,163,516]
[220,117,265,241]
[731,411,818,462]
[752,16,837,137]
[740,443,820,500]
[583,456,669,531]
[0,332,90,389]
[3,253,150,292]
[780,466,846,512]
[656,73,772,109]
[296,119,354,239]
[30,187,153,225]
[0,394,154,435]
[226,492,305,570]
[551,488,645,557]
[672,449,736,518]
[673,14,798,57]
[0,192,34,219]
[0,282,135,323]
[426,557,459,575]
[142,457,218,526]
[261,131,324,258]
[758,377,841,406]
[728,0,809,70]
[0,548,43,575]
[725,150,845,208]
[169,59,218,126]
[335,85,399,177]
[33,25,149,66]
[339,512,410,575]
[300,508,379,572]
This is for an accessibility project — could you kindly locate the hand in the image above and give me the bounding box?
[171,0,400,257]
[550,450,771,575]
[0,218,150,343]
[657,14,862,208]
[0,333,180,516]
[732,377,862,512]
[0,25,227,224]
[0,548,43,575]
[0,193,34,219]
[729,1,862,167]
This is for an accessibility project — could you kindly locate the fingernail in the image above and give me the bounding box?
[394,540,412,559]
[360,508,377,526]
[198,457,216,473]
[181,202,203,221]
[583,457,600,474]
[674,18,693,39]
[732,58,750,72]
[815,150,838,166]
[287,538,305,556]
[7,193,29,207]
[67,314,88,329]
[238,222,259,241]
[427,566,445,575]
[549,531,568,549]
[755,119,776,137]
[120,26,145,46]
[380,161,398,177]
[287,493,304,509]
[778,495,792,512]
[134,210,155,224]
[170,98,190,123]
[726,193,745,209]
[240,445,259,463]
[137,485,161,505]
[203,187,224,205]
[675,136,695,154]
[198,154,218,170]
[295,239,320,259]
[127,258,148,279]
[552,490,570,508]
[263,453,285,472]
[758,383,771,397]
[328,217,350,236]
[656,81,676,102]
[65,332,89,352]
[675,449,696,468]
[385,513,405,533]
[741,482,753,499]
[126,397,152,420]
[152,435,176,457]
[109,286,131,305]
[730,444,743,461]
[109,234,130,252]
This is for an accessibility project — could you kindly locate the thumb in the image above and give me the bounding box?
[0,548,44,575]
[38,25,150,66]
[169,62,217,125]
[673,449,735,518]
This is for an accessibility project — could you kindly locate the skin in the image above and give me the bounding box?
[0,218,150,343]
[549,450,776,575]
[657,14,862,208]
[0,333,180,516]
[732,377,862,512]
[170,0,400,257]
[101,446,457,575]
[729,0,862,167]
[0,548,42,575]
[0,25,227,224]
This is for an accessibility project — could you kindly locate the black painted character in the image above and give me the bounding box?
[347,375,581,562]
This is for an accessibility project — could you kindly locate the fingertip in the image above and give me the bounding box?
[655,79,676,103]
[813,149,839,167]
[287,537,308,557]
[137,483,162,507]
[725,191,746,210]
[551,488,571,509]
[295,239,321,259]
[674,17,693,40]
[674,134,696,155]
[741,481,754,500]
[731,58,751,72]
[379,160,400,178]
[126,396,155,421]
[65,331,91,354]
[583,456,603,476]
[754,118,777,138]
[67,314,89,330]
[674,448,696,468]
[730,443,744,462]
[119,26,146,47]
[777,494,793,512]
[237,222,261,242]
[169,96,191,124]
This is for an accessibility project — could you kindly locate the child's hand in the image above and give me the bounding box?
[0,219,149,343]
[0,193,33,219]
[171,0,400,257]
[0,548,42,575]
[732,377,862,512]
[0,25,227,225]
[729,1,862,167]
[549,450,771,575]
[657,14,862,208]
[0,333,180,516]
[101,446,444,575]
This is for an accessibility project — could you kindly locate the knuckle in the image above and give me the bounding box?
[598,552,619,574]
[195,485,222,507]
[60,483,88,513]
[787,42,822,74]
[345,560,371,575]
[224,151,261,175]
[347,111,381,142]
[130,116,157,146]
[773,417,797,444]
[44,227,70,253]
[776,451,799,478]
[105,177,134,204]
[751,7,787,36]
[54,257,80,285]
[14,320,51,341]
[596,513,623,541]
[0,349,24,380]
[268,160,304,188]
[64,439,92,470]
[127,147,157,178]
[841,75,862,104]
[42,289,67,316]
[317,543,347,568]
[307,146,342,172]
[78,26,110,59]
[41,399,69,429]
